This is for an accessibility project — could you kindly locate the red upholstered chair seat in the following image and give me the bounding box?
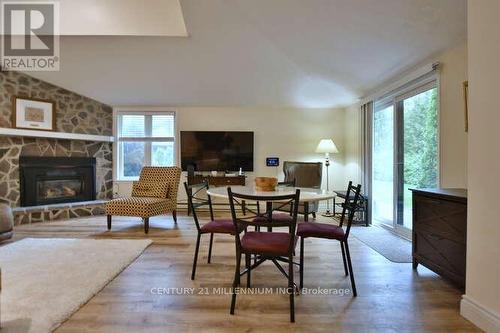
[241,231,296,255]
[200,219,236,234]
[297,222,345,240]
[252,212,293,223]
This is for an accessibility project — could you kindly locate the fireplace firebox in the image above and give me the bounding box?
[19,156,96,207]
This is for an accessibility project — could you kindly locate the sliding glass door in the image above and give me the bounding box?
[372,104,394,226]
[371,81,439,236]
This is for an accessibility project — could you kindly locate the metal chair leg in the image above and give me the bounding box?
[300,237,304,289]
[340,242,349,276]
[208,233,214,263]
[230,251,242,315]
[344,240,357,297]
[191,234,201,280]
[107,215,112,230]
[289,255,295,323]
[246,253,251,288]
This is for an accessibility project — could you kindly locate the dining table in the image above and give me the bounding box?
[206,185,336,221]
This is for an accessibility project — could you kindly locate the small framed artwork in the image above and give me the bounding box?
[463,81,469,132]
[12,96,56,131]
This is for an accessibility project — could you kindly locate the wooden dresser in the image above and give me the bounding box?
[411,188,467,289]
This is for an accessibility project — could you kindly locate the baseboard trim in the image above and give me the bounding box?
[461,295,500,332]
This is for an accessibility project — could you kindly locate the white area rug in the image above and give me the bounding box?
[0,238,152,333]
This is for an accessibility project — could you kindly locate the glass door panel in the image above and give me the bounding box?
[396,87,439,230]
[372,105,394,226]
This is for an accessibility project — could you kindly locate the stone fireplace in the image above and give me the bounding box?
[1,70,113,224]
[19,156,96,207]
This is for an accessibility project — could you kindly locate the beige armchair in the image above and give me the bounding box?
[105,166,181,233]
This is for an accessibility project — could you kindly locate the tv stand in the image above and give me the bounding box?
[187,175,246,187]
[186,175,247,215]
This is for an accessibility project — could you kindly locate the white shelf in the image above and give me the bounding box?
[0,127,114,142]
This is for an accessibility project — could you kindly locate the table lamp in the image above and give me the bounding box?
[316,139,339,216]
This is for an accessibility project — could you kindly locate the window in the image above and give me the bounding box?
[116,112,176,180]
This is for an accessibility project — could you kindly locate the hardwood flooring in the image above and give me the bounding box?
[11,213,479,332]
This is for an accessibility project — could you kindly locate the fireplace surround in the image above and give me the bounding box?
[19,156,96,207]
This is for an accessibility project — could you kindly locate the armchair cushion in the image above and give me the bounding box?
[132,181,169,198]
[105,197,173,218]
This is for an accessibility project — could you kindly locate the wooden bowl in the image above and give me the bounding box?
[255,177,278,191]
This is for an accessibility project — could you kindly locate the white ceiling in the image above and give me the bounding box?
[28,0,467,108]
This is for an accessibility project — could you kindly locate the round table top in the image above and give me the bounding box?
[206,186,336,202]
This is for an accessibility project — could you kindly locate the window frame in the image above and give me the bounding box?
[114,109,177,181]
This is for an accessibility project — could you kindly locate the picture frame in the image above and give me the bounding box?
[12,96,56,131]
[463,81,468,132]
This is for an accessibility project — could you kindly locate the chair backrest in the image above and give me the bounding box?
[184,182,214,232]
[227,187,301,254]
[283,161,322,188]
[136,167,181,202]
[338,181,362,238]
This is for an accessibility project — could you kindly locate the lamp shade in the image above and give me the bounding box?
[315,139,339,154]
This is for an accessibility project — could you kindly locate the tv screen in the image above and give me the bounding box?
[180,131,254,171]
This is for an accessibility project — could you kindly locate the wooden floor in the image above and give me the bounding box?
[11,213,479,333]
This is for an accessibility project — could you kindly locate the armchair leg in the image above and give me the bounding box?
[107,215,112,230]
[172,210,177,224]
[144,217,150,234]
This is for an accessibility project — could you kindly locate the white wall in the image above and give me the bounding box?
[438,42,468,188]
[460,1,500,331]
[115,107,347,206]
[343,103,362,185]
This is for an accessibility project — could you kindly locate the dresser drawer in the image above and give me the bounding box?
[414,229,466,286]
[413,195,467,245]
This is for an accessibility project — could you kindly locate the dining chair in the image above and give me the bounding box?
[254,179,296,230]
[184,182,238,280]
[227,187,301,322]
[297,181,362,296]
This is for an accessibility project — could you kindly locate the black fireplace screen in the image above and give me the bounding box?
[37,178,84,201]
[19,157,96,207]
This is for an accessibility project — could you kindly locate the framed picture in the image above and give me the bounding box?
[12,96,56,131]
[463,81,469,132]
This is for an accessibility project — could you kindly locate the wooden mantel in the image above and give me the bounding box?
[0,127,114,143]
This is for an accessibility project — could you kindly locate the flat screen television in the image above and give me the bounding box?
[180,131,254,171]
